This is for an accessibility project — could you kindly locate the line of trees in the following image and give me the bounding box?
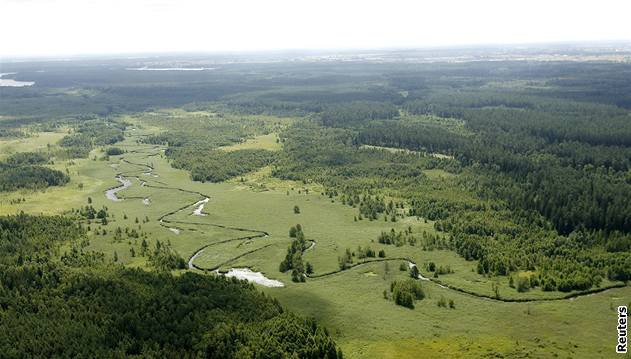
[279,224,313,281]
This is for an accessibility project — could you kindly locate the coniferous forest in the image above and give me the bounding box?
[0,214,341,358]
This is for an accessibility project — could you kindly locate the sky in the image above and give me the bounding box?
[1,0,631,57]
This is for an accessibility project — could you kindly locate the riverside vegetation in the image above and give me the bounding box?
[0,49,630,358]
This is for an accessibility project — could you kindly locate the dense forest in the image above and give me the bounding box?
[0,214,342,358]
[271,111,631,291]
[0,152,68,192]
[140,111,281,182]
[169,148,276,182]
[59,119,126,158]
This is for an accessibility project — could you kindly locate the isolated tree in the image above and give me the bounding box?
[293,205,300,214]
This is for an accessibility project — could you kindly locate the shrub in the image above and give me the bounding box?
[390,279,425,309]
[105,147,124,156]
[516,276,530,292]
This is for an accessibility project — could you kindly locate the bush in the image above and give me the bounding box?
[437,296,447,308]
[390,279,425,309]
[516,276,531,292]
[105,147,124,155]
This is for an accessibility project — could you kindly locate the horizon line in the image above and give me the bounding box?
[2,39,630,62]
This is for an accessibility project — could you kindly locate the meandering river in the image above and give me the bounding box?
[105,176,132,201]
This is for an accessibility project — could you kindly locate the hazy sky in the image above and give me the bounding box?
[2,0,630,57]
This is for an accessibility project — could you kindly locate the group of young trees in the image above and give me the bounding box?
[76,203,109,222]
[279,224,313,281]
[425,261,454,277]
[378,228,416,247]
[355,245,386,259]
[386,279,425,309]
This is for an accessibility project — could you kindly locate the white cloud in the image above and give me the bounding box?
[1,0,630,56]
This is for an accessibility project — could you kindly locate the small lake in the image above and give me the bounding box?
[0,73,35,87]
[222,268,284,287]
[125,67,215,71]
